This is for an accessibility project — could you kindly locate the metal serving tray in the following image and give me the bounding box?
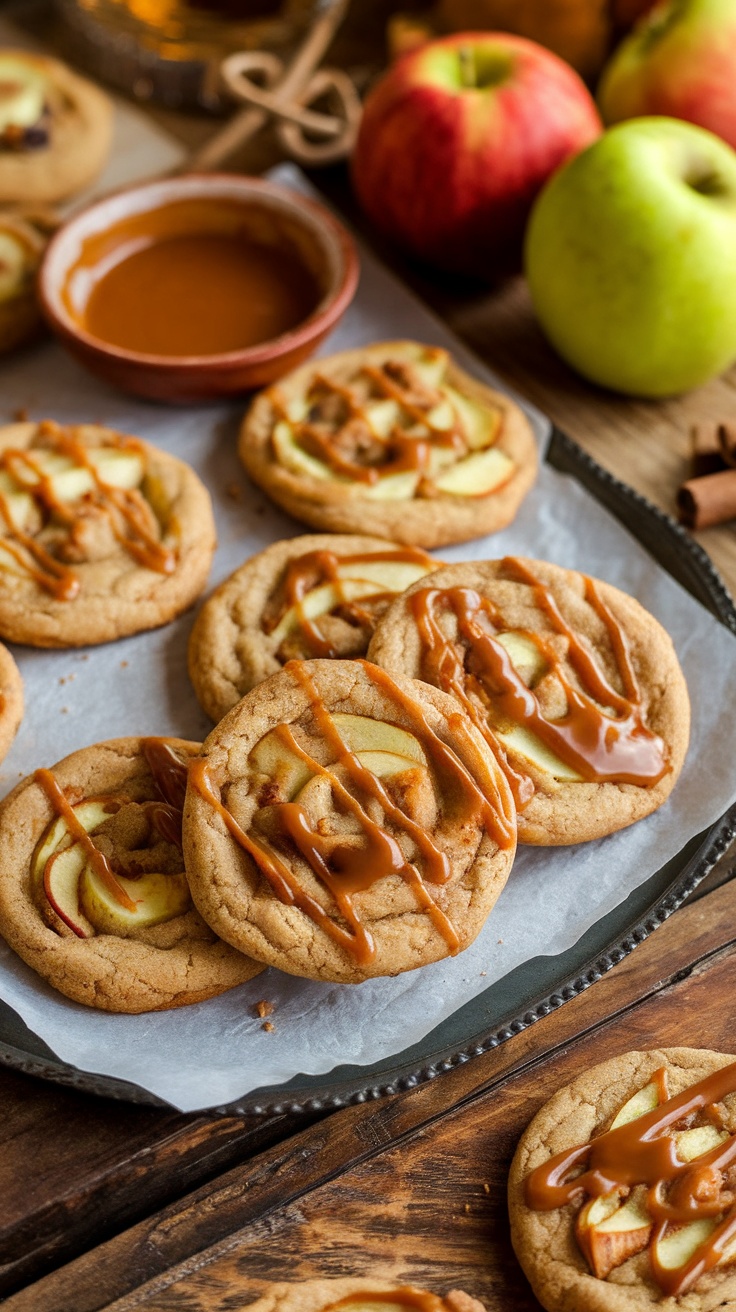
[0,423,733,1115]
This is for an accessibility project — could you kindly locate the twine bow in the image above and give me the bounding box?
[190,0,361,171]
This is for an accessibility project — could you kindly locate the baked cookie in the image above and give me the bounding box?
[188,533,440,722]
[509,1047,736,1310]
[239,341,538,549]
[240,1278,487,1312]
[367,557,689,846]
[0,640,22,762]
[0,736,263,1012]
[0,51,113,203]
[0,419,217,647]
[0,207,57,354]
[183,658,517,984]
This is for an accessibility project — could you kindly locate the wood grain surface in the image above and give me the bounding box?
[6,873,736,1312]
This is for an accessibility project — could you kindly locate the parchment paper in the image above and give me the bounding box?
[0,165,734,1112]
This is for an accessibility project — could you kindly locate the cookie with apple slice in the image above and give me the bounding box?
[509,1047,736,1310]
[0,50,112,204]
[188,533,441,722]
[183,658,517,984]
[0,641,22,764]
[0,419,216,647]
[238,341,538,549]
[0,736,263,1012]
[239,1277,486,1312]
[367,557,689,845]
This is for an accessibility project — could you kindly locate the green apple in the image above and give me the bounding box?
[525,117,736,396]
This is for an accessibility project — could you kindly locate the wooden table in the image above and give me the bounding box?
[2,87,736,1312]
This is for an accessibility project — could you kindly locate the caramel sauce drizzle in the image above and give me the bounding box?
[35,740,192,930]
[525,1063,736,1297]
[410,558,668,804]
[0,422,175,600]
[189,659,515,966]
[276,360,484,486]
[141,736,191,849]
[34,768,138,917]
[266,545,437,658]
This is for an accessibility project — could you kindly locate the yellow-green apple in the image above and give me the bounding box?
[525,117,736,396]
[351,32,602,276]
[599,0,736,149]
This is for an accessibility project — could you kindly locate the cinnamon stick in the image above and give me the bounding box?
[690,422,727,477]
[717,421,736,468]
[677,469,736,529]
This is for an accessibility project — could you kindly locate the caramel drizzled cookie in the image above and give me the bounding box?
[239,341,538,549]
[0,641,22,762]
[183,658,517,984]
[188,533,440,721]
[0,419,216,647]
[367,557,689,845]
[241,1279,487,1312]
[0,736,263,1012]
[509,1048,736,1310]
[0,207,57,354]
[0,51,113,203]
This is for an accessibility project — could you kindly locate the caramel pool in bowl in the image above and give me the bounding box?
[39,174,359,404]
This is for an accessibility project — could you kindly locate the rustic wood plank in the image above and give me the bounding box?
[0,1073,313,1299]
[9,875,736,1312]
[97,908,736,1310]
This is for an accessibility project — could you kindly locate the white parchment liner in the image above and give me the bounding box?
[0,167,733,1112]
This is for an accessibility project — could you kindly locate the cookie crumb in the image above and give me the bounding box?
[13,407,28,422]
[483,1182,490,1194]
[497,938,503,945]
[120,660,128,669]
[60,706,68,714]
[464,1202,471,1214]
[479,970,486,977]
[226,482,242,501]
[261,1021,275,1033]
[78,654,89,661]
[255,999,274,1018]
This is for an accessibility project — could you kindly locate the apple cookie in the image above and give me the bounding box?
[183,658,517,984]
[509,1047,736,1310]
[0,419,217,647]
[0,207,57,355]
[240,1278,487,1312]
[188,533,440,722]
[0,51,112,203]
[238,341,538,549]
[367,557,689,845]
[0,736,263,1012]
[0,641,22,762]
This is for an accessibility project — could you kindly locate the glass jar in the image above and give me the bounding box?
[57,0,316,109]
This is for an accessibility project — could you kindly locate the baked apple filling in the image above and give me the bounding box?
[0,421,177,598]
[31,740,192,939]
[271,346,513,501]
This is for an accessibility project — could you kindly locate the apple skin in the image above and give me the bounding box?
[351,32,601,276]
[524,116,736,396]
[600,0,736,149]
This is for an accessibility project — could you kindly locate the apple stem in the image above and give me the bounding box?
[458,46,476,89]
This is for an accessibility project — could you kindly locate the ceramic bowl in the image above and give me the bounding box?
[39,173,359,404]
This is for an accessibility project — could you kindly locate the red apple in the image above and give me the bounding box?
[599,0,736,149]
[351,32,602,276]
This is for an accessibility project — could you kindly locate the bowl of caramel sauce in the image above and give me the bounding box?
[39,174,359,403]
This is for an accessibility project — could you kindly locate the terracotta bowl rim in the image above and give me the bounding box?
[38,172,360,371]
